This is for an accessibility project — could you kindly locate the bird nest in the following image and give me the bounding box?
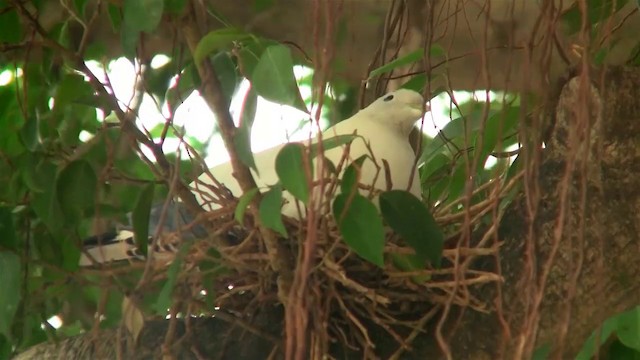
[125,172,515,357]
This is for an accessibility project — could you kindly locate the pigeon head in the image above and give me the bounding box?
[360,89,425,136]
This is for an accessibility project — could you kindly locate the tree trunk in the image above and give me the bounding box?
[30,0,640,92]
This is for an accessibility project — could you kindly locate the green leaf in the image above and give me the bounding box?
[419,109,489,164]
[403,82,445,102]
[154,243,189,314]
[164,0,185,14]
[74,0,89,17]
[496,152,523,210]
[0,81,18,113]
[107,4,122,31]
[19,153,46,193]
[276,143,310,204]
[19,114,40,151]
[120,19,140,60]
[420,153,450,181]
[166,63,200,113]
[594,44,612,65]
[252,44,308,113]
[99,290,124,328]
[617,306,640,351]
[369,45,444,80]
[253,0,274,12]
[0,92,23,137]
[259,185,287,237]
[234,188,259,225]
[379,190,444,267]
[575,309,620,360]
[123,0,164,33]
[0,7,21,44]
[369,49,424,80]
[194,28,251,65]
[55,74,95,110]
[607,340,640,359]
[132,184,155,256]
[61,232,81,270]
[0,130,25,157]
[531,344,552,360]
[308,134,358,158]
[113,144,156,181]
[17,312,47,352]
[0,208,17,251]
[60,105,95,147]
[562,0,630,34]
[390,253,431,283]
[447,162,468,203]
[6,172,23,204]
[422,171,450,204]
[233,87,258,172]
[211,52,240,107]
[240,87,258,122]
[144,59,175,102]
[1,336,11,359]
[473,105,520,170]
[340,155,368,196]
[430,44,445,57]
[400,74,427,93]
[30,161,64,234]
[56,160,97,219]
[0,131,26,157]
[627,40,640,66]
[332,193,385,267]
[0,251,21,340]
[237,38,279,78]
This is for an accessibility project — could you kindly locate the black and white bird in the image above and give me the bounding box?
[79,89,426,266]
[79,201,204,266]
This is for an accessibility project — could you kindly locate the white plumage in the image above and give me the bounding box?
[79,89,425,266]
[192,89,425,217]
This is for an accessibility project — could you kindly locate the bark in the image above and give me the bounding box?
[22,0,640,92]
[449,66,640,359]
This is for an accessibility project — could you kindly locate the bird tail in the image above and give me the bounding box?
[79,230,179,266]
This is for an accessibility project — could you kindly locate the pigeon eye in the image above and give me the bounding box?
[383,95,394,102]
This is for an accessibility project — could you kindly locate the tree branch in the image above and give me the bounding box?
[180,2,293,301]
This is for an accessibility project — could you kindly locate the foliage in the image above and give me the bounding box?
[0,0,638,358]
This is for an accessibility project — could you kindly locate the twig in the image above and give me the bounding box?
[180,6,293,302]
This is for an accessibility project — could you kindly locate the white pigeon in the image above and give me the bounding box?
[79,89,425,266]
[192,88,425,217]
